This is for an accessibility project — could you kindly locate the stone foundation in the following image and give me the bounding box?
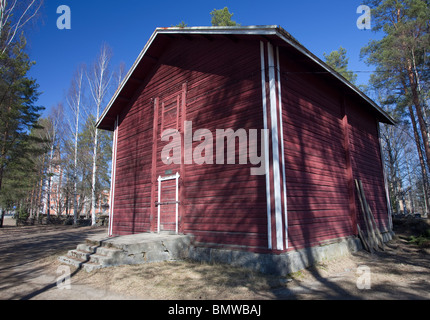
[188,231,393,276]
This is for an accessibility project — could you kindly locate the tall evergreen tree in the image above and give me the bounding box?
[361,0,430,214]
[0,33,43,194]
[210,7,238,26]
[0,30,44,225]
[323,46,358,84]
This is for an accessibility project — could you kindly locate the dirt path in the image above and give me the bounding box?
[0,221,131,300]
[0,217,429,300]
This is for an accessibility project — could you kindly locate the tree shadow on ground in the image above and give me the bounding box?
[0,225,108,300]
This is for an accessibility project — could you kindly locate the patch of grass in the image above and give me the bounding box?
[408,228,430,248]
[288,270,305,280]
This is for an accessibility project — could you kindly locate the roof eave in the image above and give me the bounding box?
[274,27,395,125]
[96,28,160,130]
[96,25,395,130]
[96,26,281,131]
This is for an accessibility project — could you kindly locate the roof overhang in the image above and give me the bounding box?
[96,25,395,131]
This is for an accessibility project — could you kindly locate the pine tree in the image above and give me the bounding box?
[210,7,238,26]
[0,34,44,226]
[361,0,430,214]
[0,31,43,200]
[323,46,358,84]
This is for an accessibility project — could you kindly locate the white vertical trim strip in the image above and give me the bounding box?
[268,42,284,251]
[276,46,288,249]
[175,172,180,235]
[260,41,272,250]
[108,116,118,237]
[157,176,161,233]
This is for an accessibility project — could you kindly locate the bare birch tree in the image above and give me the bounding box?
[0,0,43,54]
[40,104,63,219]
[113,61,126,91]
[66,67,84,225]
[86,44,112,226]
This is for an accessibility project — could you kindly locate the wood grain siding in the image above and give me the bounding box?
[183,38,268,251]
[108,31,390,253]
[346,98,390,233]
[113,96,154,235]
[278,47,353,250]
[111,37,269,250]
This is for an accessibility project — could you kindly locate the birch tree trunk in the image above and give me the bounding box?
[67,69,84,225]
[87,45,112,226]
[90,126,98,225]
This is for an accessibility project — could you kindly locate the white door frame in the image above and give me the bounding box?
[157,172,180,234]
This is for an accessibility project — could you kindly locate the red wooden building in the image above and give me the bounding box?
[97,26,394,255]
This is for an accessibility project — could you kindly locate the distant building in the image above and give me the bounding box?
[42,157,110,217]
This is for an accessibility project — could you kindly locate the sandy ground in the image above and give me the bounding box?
[0,216,429,300]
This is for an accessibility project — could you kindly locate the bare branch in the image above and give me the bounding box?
[0,0,43,54]
[85,44,113,225]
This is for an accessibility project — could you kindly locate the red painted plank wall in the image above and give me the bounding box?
[277,46,389,250]
[111,36,389,253]
[113,90,154,235]
[112,37,270,250]
[346,98,390,233]
[177,38,268,250]
[278,51,353,251]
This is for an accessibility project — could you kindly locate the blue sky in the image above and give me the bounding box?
[25,0,381,116]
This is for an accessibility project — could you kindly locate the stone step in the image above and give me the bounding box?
[65,249,122,266]
[76,244,123,257]
[58,255,103,272]
[67,249,91,261]
[58,233,193,272]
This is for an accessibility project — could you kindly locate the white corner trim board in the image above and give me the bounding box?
[108,116,119,237]
[260,41,288,251]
